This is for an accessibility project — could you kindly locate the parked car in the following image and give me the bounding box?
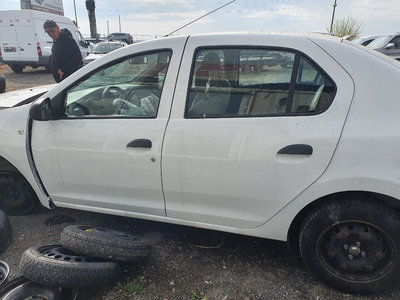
[1,32,400,294]
[84,37,107,44]
[367,33,400,60]
[107,32,133,44]
[352,34,381,46]
[84,41,128,64]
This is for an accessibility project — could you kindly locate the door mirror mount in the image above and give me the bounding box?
[29,97,55,121]
[385,42,395,49]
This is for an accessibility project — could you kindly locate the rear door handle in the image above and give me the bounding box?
[127,139,152,148]
[277,144,313,155]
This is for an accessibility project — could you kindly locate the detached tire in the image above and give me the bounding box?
[0,172,37,215]
[0,209,11,254]
[60,225,151,262]
[19,245,121,288]
[299,197,400,294]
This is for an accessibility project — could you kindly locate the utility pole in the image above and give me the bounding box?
[85,0,98,38]
[107,20,109,35]
[73,0,78,27]
[329,0,337,34]
[119,15,121,33]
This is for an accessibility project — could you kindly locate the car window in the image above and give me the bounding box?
[64,50,172,118]
[390,36,400,49]
[92,43,122,54]
[292,57,336,113]
[185,48,335,118]
[74,31,87,48]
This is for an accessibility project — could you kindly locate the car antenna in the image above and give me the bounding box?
[164,0,236,37]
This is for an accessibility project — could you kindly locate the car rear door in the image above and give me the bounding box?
[15,17,38,62]
[162,34,354,229]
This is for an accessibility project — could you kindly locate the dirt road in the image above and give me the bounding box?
[0,65,399,299]
[2,64,55,93]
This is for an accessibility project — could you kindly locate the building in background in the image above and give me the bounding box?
[20,0,64,16]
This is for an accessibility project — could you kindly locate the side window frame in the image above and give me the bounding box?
[55,49,173,120]
[184,46,337,119]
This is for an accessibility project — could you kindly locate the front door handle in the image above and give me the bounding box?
[277,144,313,155]
[127,139,152,148]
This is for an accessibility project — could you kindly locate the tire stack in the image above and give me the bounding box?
[19,225,151,289]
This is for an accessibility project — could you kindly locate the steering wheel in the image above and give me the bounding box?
[101,86,125,100]
[66,102,89,116]
[113,98,146,116]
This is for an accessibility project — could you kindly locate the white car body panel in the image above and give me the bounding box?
[0,32,400,243]
[163,34,354,229]
[0,84,56,109]
[0,105,51,208]
[31,37,188,216]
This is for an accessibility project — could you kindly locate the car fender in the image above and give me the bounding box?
[0,105,51,209]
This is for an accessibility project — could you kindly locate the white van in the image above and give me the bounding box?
[0,10,90,73]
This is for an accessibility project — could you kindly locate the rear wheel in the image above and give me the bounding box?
[10,65,23,73]
[299,196,400,294]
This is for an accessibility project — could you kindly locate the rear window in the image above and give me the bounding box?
[185,47,336,118]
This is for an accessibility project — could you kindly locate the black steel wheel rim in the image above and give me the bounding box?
[0,276,76,300]
[38,245,99,263]
[317,221,396,283]
[77,225,137,240]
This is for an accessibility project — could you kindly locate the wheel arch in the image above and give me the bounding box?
[0,155,24,174]
[0,154,46,213]
[287,191,400,255]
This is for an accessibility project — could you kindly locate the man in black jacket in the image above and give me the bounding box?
[43,20,82,82]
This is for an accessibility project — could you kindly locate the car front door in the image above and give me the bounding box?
[31,38,186,216]
[162,35,354,229]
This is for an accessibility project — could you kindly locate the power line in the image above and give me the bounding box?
[164,0,236,36]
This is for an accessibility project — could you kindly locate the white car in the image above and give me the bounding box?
[84,41,128,64]
[1,32,400,294]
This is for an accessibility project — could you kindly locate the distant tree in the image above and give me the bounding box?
[328,17,363,40]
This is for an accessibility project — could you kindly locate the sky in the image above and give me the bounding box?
[1,0,399,40]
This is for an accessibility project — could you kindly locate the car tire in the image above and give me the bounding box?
[45,55,52,72]
[299,196,400,294]
[9,65,23,73]
[0,276,77,300]
[19,245,121,288]
[60,225,151,262]
[0,75,5,94]
[0,210,11,254]
[0,172,37,215]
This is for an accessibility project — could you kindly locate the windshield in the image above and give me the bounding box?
[367,35,392,49]
[92,43,122,54]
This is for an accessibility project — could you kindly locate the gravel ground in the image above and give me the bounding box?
[1,64,55,92]
[1,64,400,299]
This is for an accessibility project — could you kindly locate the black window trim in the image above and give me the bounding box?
[184,45,337,119]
